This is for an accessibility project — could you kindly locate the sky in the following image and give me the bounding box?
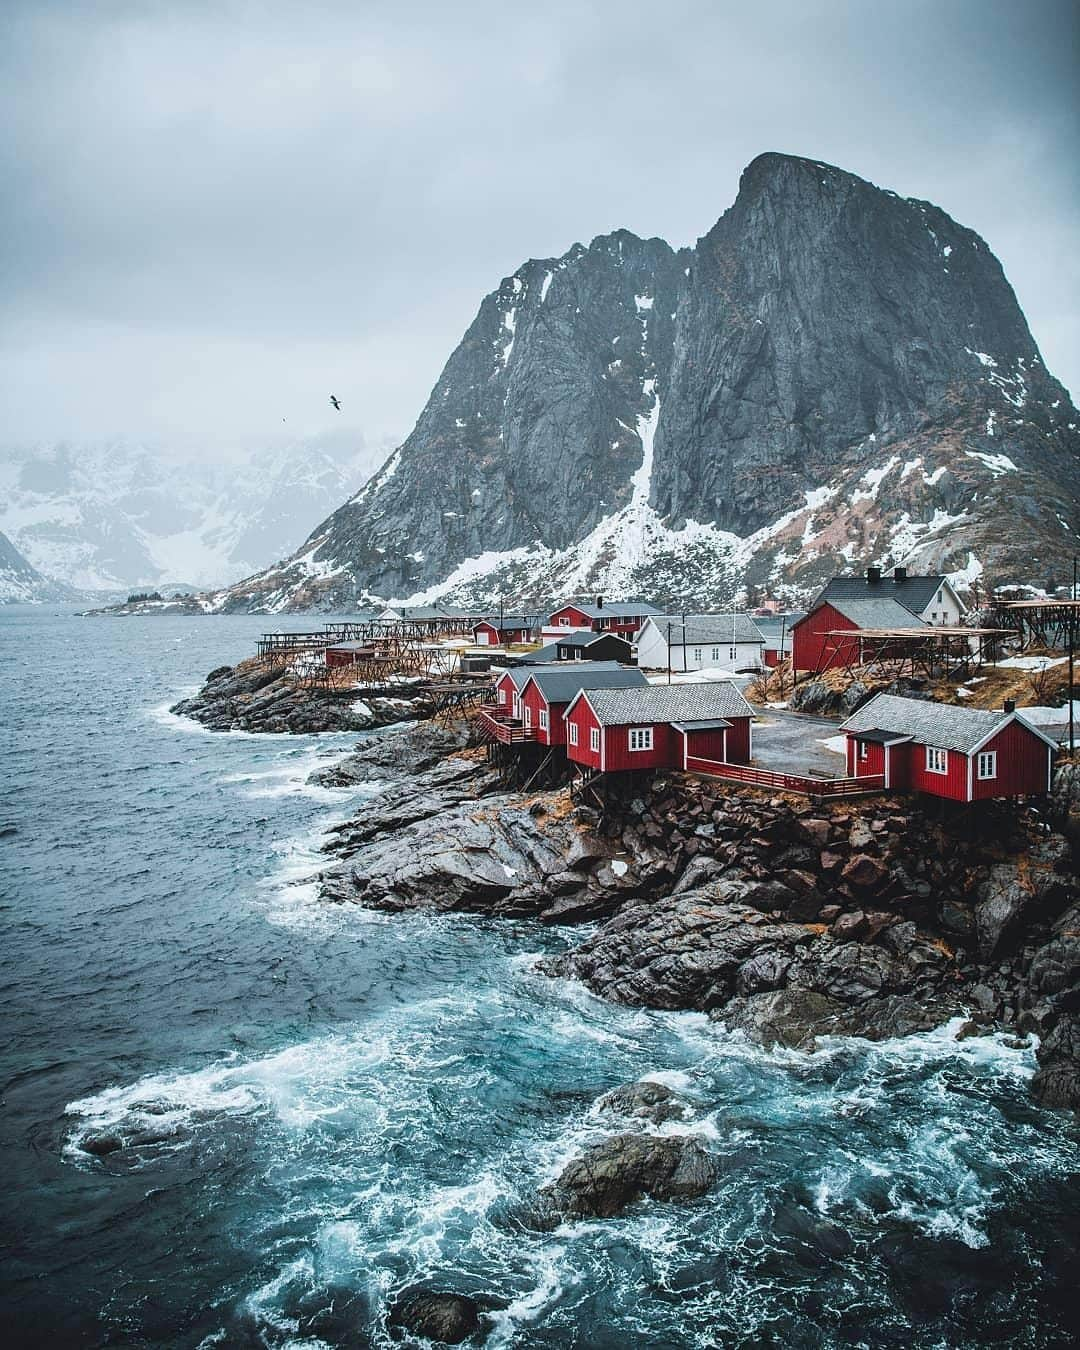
[1,0,1078,460]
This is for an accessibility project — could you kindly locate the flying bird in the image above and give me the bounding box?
[330,395,341,411]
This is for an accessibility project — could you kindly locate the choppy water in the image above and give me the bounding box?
[2,608,1078,1348]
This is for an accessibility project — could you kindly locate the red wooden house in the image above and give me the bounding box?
[491,664,557,718]
[542,597,660,641]
[472,613,538,646]
[563,682,757,774]
[790,596,925,673]
[519,664,648,747]
[840,694,1055,801]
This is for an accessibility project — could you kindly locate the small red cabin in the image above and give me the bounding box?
[791,597,924,672]
[325,641,377,669]
[841,693,1055,801]
[472,614,537,646]
[563,682,756,774]
[519,664,648,746]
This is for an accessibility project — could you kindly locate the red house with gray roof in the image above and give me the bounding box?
[563,682,757,774]
[790,595,926,672]
[519,664,649,746]
[543,597,660,641]
[840,693,1055,801]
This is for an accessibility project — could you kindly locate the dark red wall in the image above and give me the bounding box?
[972,722,1051,800]
[792,603,860,672]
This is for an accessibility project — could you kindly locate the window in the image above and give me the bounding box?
[590,727,601,752]
[559,615,571,626]
[629,727,654,752]
[925,746,948,775]
[977,751,997,780]
[859,740,869,761]
[512,694,520,717]
[568,722,579,746]
[539,709,549,731]
[524,706,531,729]
[693,648,702,663]
[711,648,720,662]
[729,647,738,660]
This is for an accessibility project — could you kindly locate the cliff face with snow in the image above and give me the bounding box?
[0,530,73,604]
[0,434,386,593]
[211,153,1080,613]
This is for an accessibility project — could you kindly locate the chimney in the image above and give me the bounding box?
[866,566,882,584]
[595,594,604,608]
[1003,699,1016,714]
[893,566,908,583]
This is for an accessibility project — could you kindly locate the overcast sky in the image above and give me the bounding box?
[1,0,1077,459]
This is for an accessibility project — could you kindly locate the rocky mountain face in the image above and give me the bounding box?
[0,433,387,593]
[210,153,1080,613]
[0,529,74,604]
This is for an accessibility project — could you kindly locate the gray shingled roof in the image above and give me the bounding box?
[649,613,766,645]
[498,661,564,690]
[841,693,1038,753]
[557,630,632,648]
[814,572,954,615]
[565,601,662,619]
[581,682,756,726]
[476,613,538,629]
[518,642,561,664]
[824,597,926,629]
[525,664,648,704]
[753,613,806,644]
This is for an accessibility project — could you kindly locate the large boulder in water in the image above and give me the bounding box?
[389,1290,482,1344]
[537,1132,717,1221]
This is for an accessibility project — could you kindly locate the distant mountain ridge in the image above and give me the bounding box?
[0,433,389,592]
[187,155,1080,611]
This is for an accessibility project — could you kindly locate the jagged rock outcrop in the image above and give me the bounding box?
[0,529,73,604]
[209,152,1080,613]
[170,658,428,733]
[533,1133,718,1223]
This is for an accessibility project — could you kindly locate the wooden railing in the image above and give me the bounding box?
[477,710,537,745]
[684,756,886,798]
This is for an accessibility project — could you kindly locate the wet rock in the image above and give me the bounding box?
[390,1291,482,1344]
[81,1132,123,1157]
[841,853,887,891]
[719,988,852,1050]
[597,1080,689,1124]
[537,1133,717,1221]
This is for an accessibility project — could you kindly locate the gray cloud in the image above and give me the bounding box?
[1,0,1077,455]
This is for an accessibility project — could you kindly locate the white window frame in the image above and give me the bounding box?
[539,709,549,732]
[568,721,579,746]
[711,647,719,661]
[559,616,571,626]
[512,694,521,718]
[589,726,600,753]
[925,745,948,776]
[629,727,654,752]
[977,751,997,780]
[729,646,738,661]
[693,647,702,663]
[524,705,532,729]
[859,740,869,761]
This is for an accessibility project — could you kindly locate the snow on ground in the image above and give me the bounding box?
[994,655,1069,671]
[818,734,847,756]
[966,450,1018,478]
[643,666,750,686]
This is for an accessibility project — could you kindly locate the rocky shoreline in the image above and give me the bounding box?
[314,716,1080,1115]
[170,657,429,734]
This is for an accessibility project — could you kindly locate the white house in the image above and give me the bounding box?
[634,613,766,672]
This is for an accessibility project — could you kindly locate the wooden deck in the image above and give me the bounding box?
[684,755,886,799]
[477,709,537,745]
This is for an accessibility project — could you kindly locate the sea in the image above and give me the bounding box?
[2,606,1078,1348]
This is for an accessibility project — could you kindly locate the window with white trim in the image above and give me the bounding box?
[629,727,654,752]
[977,751,997,780]
[512,694,520,717]
[590,726,600,752]
[559,616,571,626]
[711,648,719,661]
[859,740,869,761]
[729,647,738,660]
[925,746,948,775]
[524,706,531,729]
[693,648,702,663]
[539,709,549,731]
[568,721,579,746]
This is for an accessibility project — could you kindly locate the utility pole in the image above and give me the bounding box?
[779,613,788,701]
[667,621,672,685]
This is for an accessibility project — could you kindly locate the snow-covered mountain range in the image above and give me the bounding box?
[206,152,1080,614]
[0,433,388,594]
[0,530,75,604]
